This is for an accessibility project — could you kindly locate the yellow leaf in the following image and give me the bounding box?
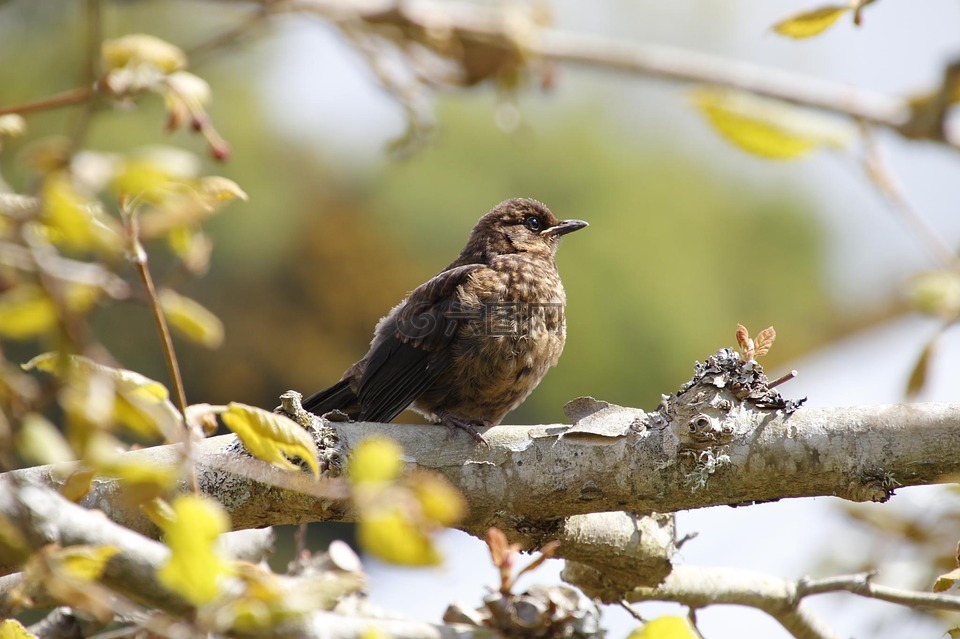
[626,616,700,639]
[157,495,231,605]
[222,402,319,478]
[934,567,960,592]
[908,270,960,319]
[358,509,441,566]
[773,6,849,39]
[60,469,96,502]
[16,412,76,465]
[24,353,180,442]
[158,288,224,348]
[0,114,26,140]
[692,87,852,159]
[0,284,58,340]
[51,545,119,581]
[0,620,37,639]
[0,515,29,564]
[86,433,179,494]
[906,338,936,398]
[102,34,186,73]
[110,147,201,205]
[26,352,166,397]
[64,282,102,314]
[41,172,121,253]
[408,471,466,526]
[200,176,248,203]
[0,281,100,341]
[142,497,176,528]
[166,71,211,109]
[167,227,212,275]
[349,437,403,484]
[753,326,777,358]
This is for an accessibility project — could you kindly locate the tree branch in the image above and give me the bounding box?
[0,481,490,639]
[5,397,960,569]
[567,563,843,639]
[285,0,952,147]
[797,572,960,611]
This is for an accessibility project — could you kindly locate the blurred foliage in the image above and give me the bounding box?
[0,0,833,427]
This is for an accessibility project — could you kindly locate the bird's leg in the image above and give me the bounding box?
[435,410,490,446]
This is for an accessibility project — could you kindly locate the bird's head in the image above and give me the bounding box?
[464,198,588,261]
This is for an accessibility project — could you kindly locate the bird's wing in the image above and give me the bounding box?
[355,264,485,423]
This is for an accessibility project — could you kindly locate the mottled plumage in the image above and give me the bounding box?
[302,198,587,441]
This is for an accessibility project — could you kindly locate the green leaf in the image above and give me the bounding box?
[222,402,319,477]
[772,6,850,39]
[692,87,852,159]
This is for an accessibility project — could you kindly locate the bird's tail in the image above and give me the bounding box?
[302,379,358,417]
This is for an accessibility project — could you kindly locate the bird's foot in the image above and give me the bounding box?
[436,412,491,446]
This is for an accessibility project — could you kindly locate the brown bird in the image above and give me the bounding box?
[302,198,587,441]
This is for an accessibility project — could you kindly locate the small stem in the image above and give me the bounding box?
[768,370,798,390]
[70,0,103,147]
[185,7,270,64]
[860,123,958,268]
[618,600,647,623]
[0,87,93,117]
[121,203,198,494]
[294,523,309,557]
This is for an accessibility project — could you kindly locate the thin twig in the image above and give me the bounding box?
[294,522,309,557]
[768,370,797,390]
[798,572,960,611]
[618,599,647,623]
[185,7,271,63]
[120,201,198,494]
[860,122,957,268]
[0,87,93,117]
[69,0,103,147]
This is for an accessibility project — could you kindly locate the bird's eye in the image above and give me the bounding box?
[524,216,542,232]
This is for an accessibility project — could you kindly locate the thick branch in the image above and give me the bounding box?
[8,402,960,541]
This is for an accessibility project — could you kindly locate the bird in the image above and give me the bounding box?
[302,198,587,442]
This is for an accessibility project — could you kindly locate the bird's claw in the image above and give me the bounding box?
[437,413,490,446]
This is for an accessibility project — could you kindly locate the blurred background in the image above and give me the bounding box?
[2,0,959,637]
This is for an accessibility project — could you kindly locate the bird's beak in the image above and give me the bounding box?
[544,219,589,237]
